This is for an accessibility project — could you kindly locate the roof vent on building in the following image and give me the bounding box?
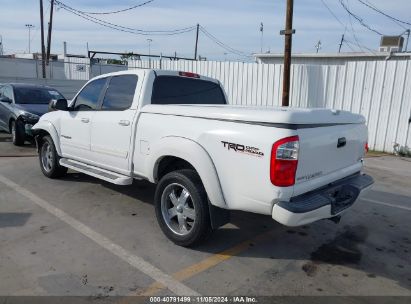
[379,36,404,53]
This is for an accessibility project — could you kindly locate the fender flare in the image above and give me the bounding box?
[32,120,62,156]
[148,136,227,209]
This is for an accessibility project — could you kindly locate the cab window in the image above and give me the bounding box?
[73,78,107,111]
[102,75,138,110]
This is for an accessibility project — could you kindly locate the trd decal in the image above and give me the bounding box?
[221,141,264,157]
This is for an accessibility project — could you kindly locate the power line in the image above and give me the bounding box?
[343,39,359,51]
[319,0,378,52]
[54,0,196,35]
[320,0,346,28]
[344,38,377,54]
[338,0,383,35]
[357,0,411,28]
[199,26,252,58]
[56,0,195,34]
[343,39,356,52]
[71,0,154,15]
[346,0,365,51]
[199,27,244,56]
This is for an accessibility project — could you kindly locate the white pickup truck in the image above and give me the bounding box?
[32,69,373,246]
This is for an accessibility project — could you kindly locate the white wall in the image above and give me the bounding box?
[130,59,411,153]
[0,57,127,80]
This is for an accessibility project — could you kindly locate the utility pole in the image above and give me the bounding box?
[338,34,344,53]
[46,0,54,65]
[39,0,46,78]
[315,40,322,53]
[280,0,295,107]
[194,23,199,60]
[25,24,34,53]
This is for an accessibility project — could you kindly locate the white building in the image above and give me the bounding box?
[254,52,411,65]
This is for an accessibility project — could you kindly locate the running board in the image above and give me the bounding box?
[59,158,133,185]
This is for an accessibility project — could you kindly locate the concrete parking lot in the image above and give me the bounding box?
[0,131,410,298]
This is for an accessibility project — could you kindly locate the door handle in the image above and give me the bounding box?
[81,118,90,123]
[337,137,346,148]
[119,120,130,126]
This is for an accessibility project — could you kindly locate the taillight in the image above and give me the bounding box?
[365,142,369,153]
[270,136,299,187]
[179,71,200,78]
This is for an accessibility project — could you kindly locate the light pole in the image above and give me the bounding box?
[260,22,264,53]
[25,24,34,53]
[147,38,152,68]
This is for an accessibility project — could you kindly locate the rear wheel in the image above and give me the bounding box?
[39,135,67,178]
[11,120,25,146]
[155,169,212,247]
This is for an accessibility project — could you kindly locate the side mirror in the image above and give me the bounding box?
[55,98,68,111]
[0,96,12,103]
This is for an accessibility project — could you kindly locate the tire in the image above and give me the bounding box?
[155,169,212,247]
[11,120,25,146]
[39,135,68,178]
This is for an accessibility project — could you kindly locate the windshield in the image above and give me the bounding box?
[14,87,64,104]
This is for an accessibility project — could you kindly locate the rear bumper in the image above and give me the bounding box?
[272,173,374,226]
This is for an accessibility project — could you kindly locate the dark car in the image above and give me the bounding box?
[0,83,65,145]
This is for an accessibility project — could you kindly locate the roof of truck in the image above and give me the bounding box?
[90,69,220,84]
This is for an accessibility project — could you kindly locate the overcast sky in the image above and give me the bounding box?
[1,0,410,61]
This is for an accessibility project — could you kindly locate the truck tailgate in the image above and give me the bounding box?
[293,123,367,196]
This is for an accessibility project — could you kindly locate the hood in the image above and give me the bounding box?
[141,104,366,126]
[14,103,49,117]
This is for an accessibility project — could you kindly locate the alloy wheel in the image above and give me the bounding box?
[160,183,196,236]
[41,142,54,173]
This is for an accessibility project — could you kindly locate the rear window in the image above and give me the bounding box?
[151,76,226,105]
[14,87,64,104]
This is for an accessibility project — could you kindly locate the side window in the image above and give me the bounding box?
[73,78,107,111]
[102,75,138,110]
[2,86,14,101]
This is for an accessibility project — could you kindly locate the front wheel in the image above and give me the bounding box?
[11,120,25,146]
[39,135,67,178]
[154,169,212,247]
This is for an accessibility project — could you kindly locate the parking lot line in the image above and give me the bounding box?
[136,230,273,296]
[361,197,411,211]
[0,174,200,297]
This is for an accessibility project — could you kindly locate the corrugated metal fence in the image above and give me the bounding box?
[129,59,411,153]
